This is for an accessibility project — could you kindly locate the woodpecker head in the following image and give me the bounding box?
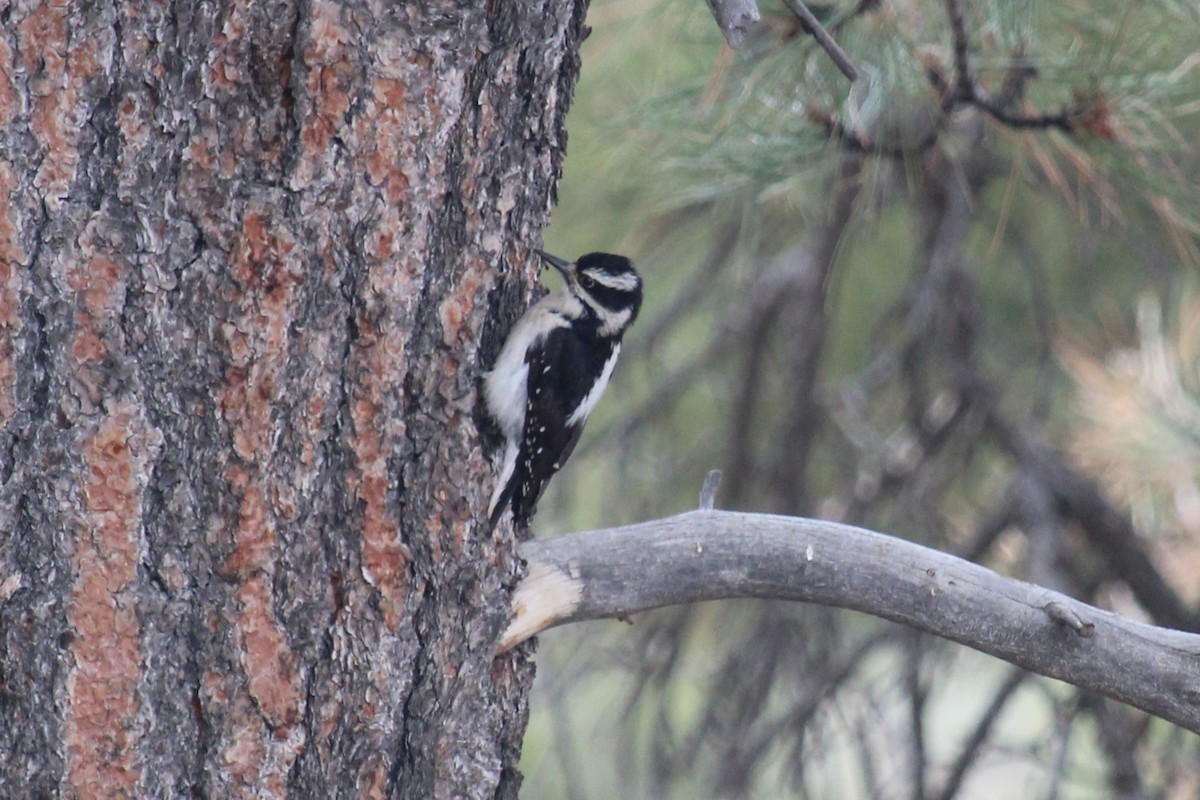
[537,250,643,338]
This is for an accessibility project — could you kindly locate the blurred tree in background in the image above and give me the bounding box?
[521,0,1200,797]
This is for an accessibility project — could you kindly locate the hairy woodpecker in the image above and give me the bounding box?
[485,250,643,527]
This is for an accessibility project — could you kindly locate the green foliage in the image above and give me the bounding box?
[527,0,1200,796]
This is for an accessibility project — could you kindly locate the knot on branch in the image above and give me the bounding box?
[1043,600,1095,638]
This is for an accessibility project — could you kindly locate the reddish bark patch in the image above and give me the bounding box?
[67,250,122,303]
[300,393,327,467]
[206,600,305,797]
[0,36,16,129]
[220,364,275,463]
[203,668,272,794]
[116,92,151,155]
[236,575,302,731]
[0,161,23,426]
[206,197,311,791]
[350,385,410,631]
[222,483,273,577]
[70,328,106,365]
[362,79,412,207]
[236,211,272,287]
[219,206,301,463]
[68,252,124,376]
[224,722,265,787]
[233,210,299,300]
[166,141,333,781]
[438,270,483,341]
[206,667,267,791]
[20,2,95,208]
[66,411,145,797]
[360,756,387,800]
[294,3,353,188]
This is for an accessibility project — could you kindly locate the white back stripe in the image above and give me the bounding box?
[567,343,620,427]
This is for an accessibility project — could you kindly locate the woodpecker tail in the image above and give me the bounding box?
[488,478,518,528]
[487,441,520,528]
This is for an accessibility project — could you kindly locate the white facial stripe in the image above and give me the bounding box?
[588,271,641,291]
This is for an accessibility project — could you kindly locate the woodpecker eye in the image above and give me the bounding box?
[580,275,596,290]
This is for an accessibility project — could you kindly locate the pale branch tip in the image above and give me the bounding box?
[704,0,761,49]
[500,558,583,652]
[499,509,1200,734]
[698,469,723,510]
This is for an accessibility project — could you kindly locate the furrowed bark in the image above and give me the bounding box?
[0,1,589,797]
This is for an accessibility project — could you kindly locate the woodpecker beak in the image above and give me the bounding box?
[535,249,573,279]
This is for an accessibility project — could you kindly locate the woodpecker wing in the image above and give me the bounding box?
[508,325,618,525]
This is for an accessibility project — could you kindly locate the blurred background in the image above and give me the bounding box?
[522,0,1200,796]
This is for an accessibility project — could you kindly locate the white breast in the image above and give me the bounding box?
[484,291,578,438]
[485,349,530,441]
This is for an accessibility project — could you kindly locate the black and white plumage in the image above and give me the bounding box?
[485,250,643,527]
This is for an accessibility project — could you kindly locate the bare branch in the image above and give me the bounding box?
[780,0,860,81]
[970,98,1079,132]
[942,0,1079,132]
[703,0,858,80]
[944,0,975,97]
[500,510,1200,733]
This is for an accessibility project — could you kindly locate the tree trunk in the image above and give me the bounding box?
[0,1,587,797]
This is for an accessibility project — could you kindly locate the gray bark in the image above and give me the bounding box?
[704,0,760,48]
[503,510,1200,733]
[0,1,588,797]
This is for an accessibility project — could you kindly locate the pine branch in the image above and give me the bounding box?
[704,0,858,81]
[500,509,1200,734]
[780,0,859,81]
[942,0,1080,132]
